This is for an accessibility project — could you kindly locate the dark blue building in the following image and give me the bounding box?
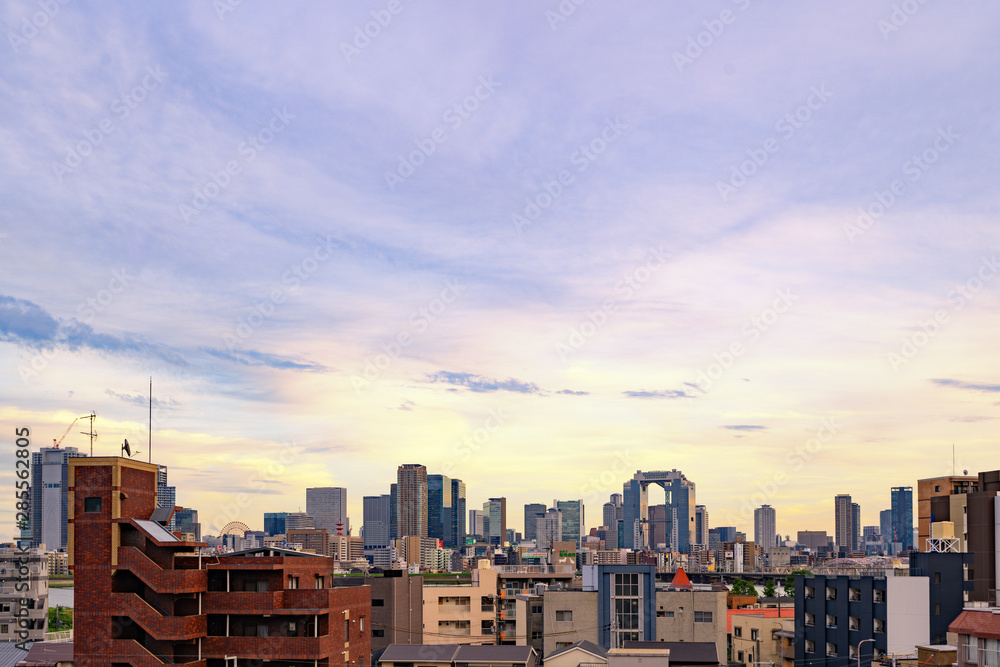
[890,486,914,553]
[909,551,974,644]
[263,511,287,536]
[795,573,888,667]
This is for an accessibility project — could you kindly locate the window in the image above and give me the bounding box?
[826,614,837,629]
[805,640,815,654]
[360,617,364,633]
[315,576,325,589]
[531,631,543,640]
[372,629,385,638]
[826,587,837,600]
[481,596,493,612]
[481,620,493,635]
[874,619,885,634]
[244,580,268,592]
[84,497,102,513]
[849,587,861,601]
[345,617,349,638]
[827,642,837,657]
[873,589,884,603]
[372,599,385,607]
[287,621,297,635]
[805,586,815,599]
[532,605,543,614]
[935,603,941,615]
[750,629,759,641]
[556,642,572,650]
[966,641,978,663]
[0,625,6,634]
[694,611,713,623]
[850,645,858,660]
[556,610,573,622]
[935,485,941,492]
[849,617,860,631]
[734,626,743,637]
[0,604,9,613]
[934,572,941,584]
[657,611,674,618]
[805,613,815,627]
[737,651,744,662]
[288,576,299,589]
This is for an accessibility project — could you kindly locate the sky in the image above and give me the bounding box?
[1,1,999,543]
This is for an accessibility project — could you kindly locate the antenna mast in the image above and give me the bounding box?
[80,412,97,456]
[149,377,152,463]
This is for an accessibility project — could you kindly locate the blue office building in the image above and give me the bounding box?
[890,486,914,553]
[263,512,287,536]
[583,564,657,649]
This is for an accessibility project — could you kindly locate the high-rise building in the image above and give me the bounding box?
[397,464,428,538]
[695,505,709,548]
[306,486,348,535]
[525,503,546,542]
[469,509,484,538]
[536,508,562,549]
[852,502,862,553]
[390,483,399,539]
[917,474,978,551]
[556,499,583,544]
[363,494,392,548]
[602,502,616,529]
[174,507,201,541]
[156,465,178,530]
[834,494,853,553]
[621,470,696,552]
[648,505,667,549]
[483,498,506,545]
[264,511,287,536]
[285,512,314,531]
[428,475,454,547]
[754,505,776,549]
[879,509,893,552]
[451,478,467,548]
[31,445,86,550]
[890,486,914,553]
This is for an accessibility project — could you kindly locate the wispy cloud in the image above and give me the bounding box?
[426,371,542,394]
[931,379,1000,393]
[105,389,179,409]
[722,424,768,431]
[557,389,589,396]
[622,389,694,399]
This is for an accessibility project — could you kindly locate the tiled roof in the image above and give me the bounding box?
[949,609,1000,640]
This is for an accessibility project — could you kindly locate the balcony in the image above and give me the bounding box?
[203,636,331,660]
[437,604,472,614]
[118,546,207,594]
[111,639,207,666]
[112,593,206,641]
[780,645,795,660]
[203,589,334,614]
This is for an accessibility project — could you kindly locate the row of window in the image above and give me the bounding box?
[803,585,885,603]
[804,640,885,659]
[804,613,885,633]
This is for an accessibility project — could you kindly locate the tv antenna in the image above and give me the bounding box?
[81,412,98,455]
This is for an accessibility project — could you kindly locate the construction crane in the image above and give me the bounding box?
[52,412,98,454]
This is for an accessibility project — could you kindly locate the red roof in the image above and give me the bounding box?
[669,567,692,589]
[949,610,1000,640]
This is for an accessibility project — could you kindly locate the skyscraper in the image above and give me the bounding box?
[852,502,861,553]
[890,486,914,553]
[363,494,392,549]
[31,444,85,550]
[156,465,177,530]
[524,503,546,542]
[397,464,428,537]
[306,487,348,535]
[174,507,201,540]
[536,507,562,549]
[880,509,893,553]
[469,509,484,537]
[390,483,398,539]
[264,512,287,536]
[556,499,583,544]
[483,498,506,545]
[451,478,467,547]
[695,505,709,548]
[622,470,696,552]
[427,474,454,547]
[834,494,853,552]
[754,505,776,549]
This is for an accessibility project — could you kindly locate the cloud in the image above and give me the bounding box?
[622,389,693,399]
[722,424,768,431]
[0,294,326,374]
[425,371,542,394]
[105,389,180,409]
[398,400,415,411]
[930,379,1000,393]
[557,389,589,396]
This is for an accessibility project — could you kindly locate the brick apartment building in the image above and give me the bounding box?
[69,456,371,666]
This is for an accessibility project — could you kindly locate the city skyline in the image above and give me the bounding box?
[2,3,999,542]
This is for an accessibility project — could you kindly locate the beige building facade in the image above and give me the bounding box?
[422,564,499,644]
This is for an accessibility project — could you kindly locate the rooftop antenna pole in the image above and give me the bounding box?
[149,377,152,463]
[952,443,955,476]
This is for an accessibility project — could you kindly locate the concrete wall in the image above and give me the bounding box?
[542,590,598,658]
[421,567,498,645]
[655,589,726,663]
[886,576,929,655]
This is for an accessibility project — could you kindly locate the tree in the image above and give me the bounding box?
[763,578,778,598]
[731,578,757,596]
[784,569,813,597]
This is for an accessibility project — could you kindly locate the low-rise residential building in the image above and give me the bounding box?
[46,551,69,576]
[542,589,600,656]
[421,562,499,644]
[949,607,1000,667]
[0,548,48,644]
[378,644,538,667]
[729,609,794,667]
[656,569,728,664]
[543,640,608,667]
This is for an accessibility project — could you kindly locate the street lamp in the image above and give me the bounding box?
[858,638,877,667]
